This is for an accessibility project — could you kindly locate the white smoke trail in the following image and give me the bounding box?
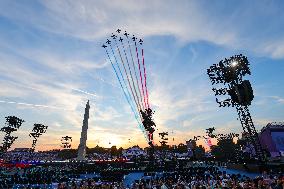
[71,88,99,98]
[0,100,72,111]
[5,80,102,99]
[87,73,119,88]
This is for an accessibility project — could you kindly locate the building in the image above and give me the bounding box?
[259,122,284,157]
[12,148,31,152]
[122,146,146,157]
[186,140,196,157]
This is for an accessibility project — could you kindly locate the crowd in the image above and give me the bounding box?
[131,168,284,189]
[57,180,125,189]
[3,150,58,162]
[0,166,74,188]
[0,163,126,188]
[0,161,283,188]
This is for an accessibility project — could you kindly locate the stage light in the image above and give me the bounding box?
[231,61,238,67]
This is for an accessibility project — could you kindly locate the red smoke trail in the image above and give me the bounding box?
[135,43,147,109]
[115,39,140,114]
[126,36,145,111]
[142,48,149,109]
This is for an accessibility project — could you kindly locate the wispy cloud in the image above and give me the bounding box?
[1,1,284,58]
[0,100,72,111]
[270,96,284,104]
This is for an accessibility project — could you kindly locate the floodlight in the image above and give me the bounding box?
[231,61,238,67]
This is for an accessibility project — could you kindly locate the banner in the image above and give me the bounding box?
[271,131,284,152]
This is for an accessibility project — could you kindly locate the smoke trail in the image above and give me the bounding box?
[119,36,142,112]
[104,48,148,141]
[71,88,99,98]
[113,37,140,114]
[141,48,150,109]
[109,42,141,122]
[0,100,72,111]
[134,40,147,109]
[86,73,119,88]
[125,35,145,111]
[5,80,104,100]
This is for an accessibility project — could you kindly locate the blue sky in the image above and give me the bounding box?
[0,0,283,151]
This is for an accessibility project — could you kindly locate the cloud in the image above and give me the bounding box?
[270,96,284,104]
[1,1,284,58]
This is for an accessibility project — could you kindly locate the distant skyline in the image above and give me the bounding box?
[0,0,284,151]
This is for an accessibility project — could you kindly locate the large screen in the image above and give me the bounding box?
[271,131,284,152]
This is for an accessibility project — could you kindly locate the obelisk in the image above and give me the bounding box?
[77,100,90,161]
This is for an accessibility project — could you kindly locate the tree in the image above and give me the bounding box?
[117,147,124,157]
[58,149,77,160]
[194,145,205,159]
[175,143,187,153]
[110,146,118,157]
[211,139,238,161]
[87,145,106,154]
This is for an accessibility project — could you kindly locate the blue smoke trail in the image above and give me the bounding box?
[106,49,147,140]
[109,43,138,115]
[105,48,148,141]
[109,43,139,121]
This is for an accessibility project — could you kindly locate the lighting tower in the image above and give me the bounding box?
[207,54,265,162]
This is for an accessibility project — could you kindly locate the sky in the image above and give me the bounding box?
[0,0,283,151]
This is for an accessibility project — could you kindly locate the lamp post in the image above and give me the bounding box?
[207,54,265,162]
